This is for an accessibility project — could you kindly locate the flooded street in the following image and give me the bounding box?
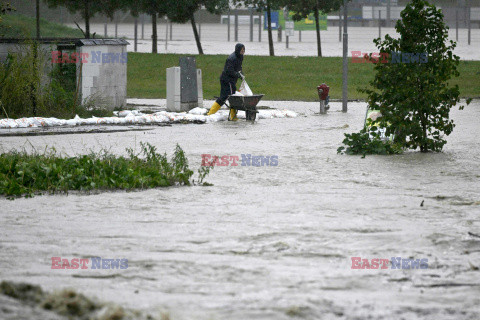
[1,100,479,319]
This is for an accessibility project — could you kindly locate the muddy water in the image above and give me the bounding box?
[1,101,479,320]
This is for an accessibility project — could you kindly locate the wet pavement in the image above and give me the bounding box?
[0,100,479,319]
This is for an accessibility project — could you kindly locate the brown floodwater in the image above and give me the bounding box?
[0,100,479,319]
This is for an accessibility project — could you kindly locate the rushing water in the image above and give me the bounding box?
[0,101,479,320]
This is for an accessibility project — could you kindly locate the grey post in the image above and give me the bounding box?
[134,17,138,52]
[342,0,348,113]
[228,10,231,41]
[286,35,289,48]
[115,13,118,38]
[320,94,326,114]
[456,6,458,41]
[250,8,254,42]
[386,0,391,27]
[379,10,381,39]
[467,2,471,45]
[259,13,262,42]
[372,5,374,26]
[235,11,239,42]
[299,30,301,42]
[141,14,144,40]
[339,9,342,42]
[165,18,168,51]
[278,26,282,42]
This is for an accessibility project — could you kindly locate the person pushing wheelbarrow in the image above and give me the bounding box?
[207,43,245,121]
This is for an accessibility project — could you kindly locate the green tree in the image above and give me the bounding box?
[127,0,168,54]
[239,0,283,56]
[359,0,470,153]
[43,0,123,38]
[282,0,343,57]
[43,0,102,38]
[166,0,229,55]
[0,1,13,36]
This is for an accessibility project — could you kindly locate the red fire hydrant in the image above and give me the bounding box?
[317,84,329,100]
[317,83,330,114]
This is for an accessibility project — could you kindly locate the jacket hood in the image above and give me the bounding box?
[235,43,245,57]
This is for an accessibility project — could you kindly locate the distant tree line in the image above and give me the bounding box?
[42,0,348,56]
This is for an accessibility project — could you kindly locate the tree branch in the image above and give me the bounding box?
[74,21,87,38]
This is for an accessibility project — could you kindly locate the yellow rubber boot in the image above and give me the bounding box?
[229,108,238,121]
[207,102,222,115]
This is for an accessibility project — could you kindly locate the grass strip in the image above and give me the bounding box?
[127,53,480,101]
[0,143,212,198]
[0,14,84,38]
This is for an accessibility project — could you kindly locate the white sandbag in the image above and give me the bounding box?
[0,118,18,128]
[205,110,228,123]
[117,110,133,117]
[53,118,67,126]
[238,79,253,96]
[65,118,79,126]
[189,107,208,115]
[0,106,297,129]
[30,117,47,127]
[258,109,298,119]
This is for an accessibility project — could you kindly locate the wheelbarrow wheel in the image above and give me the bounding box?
[246,110,256,121]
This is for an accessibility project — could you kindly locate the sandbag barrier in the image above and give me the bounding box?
[0,108,297,129]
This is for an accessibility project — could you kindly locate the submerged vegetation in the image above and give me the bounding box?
[0,280,165,320]
[337,127,403,158]
[0,143,212,198]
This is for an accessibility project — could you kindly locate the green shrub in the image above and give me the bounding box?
[0,40,114,119]
[360,0,471,152]
[0,143,213,198]
[0,41,76,119]
[337,127,403,158]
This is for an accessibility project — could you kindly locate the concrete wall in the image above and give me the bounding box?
[77,41,128,110]
[0,39,128,111]
[0,42,55,64]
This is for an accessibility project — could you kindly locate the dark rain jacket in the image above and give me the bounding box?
[220,43,244,83]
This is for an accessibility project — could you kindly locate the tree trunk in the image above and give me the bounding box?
[421,113,427,152]
[314,4,322,57]
[36,0,40,39]
[85,0,90,38]
[152,14,157,53]
[190,14,203,55]
[31,43,38,116]
[266,2,274,56]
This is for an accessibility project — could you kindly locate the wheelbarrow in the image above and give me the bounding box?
[225,94,264,121]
